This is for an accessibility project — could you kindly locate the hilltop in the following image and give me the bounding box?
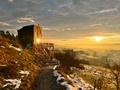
[0,35,42,89]
[0,34,94,90]
[0,32,68,90]
[0,31,120,90]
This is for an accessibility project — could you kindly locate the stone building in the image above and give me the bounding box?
[17,25,42,48]
[17,25,54,59]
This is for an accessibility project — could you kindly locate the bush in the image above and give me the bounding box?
[79,59,90,65]
[55,49,84,71]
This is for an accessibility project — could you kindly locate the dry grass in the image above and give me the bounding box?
[0,35,10,48]
[0,65,20,79]
[74,66,117,90]
[0,36,42,89]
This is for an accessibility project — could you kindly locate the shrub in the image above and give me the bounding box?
[55,49,84,71]
[79,59,90,65]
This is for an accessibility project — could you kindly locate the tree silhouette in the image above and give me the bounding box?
[103,56,120,90]
[55,49,84,71]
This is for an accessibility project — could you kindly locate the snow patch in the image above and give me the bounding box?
[53,70,95,90]
[1,45,5,48]
[0,64,6,66]
[19,70,30,76]
[9,44,22,51]
[3,79,21,89]
[53,65,60,70]
[3,71,30,89]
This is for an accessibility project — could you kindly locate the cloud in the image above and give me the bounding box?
[43,27,75,31]
[57,3,68,8]
[89,30,119,37]
[90,23,102,27]
[100,43,120,46]
[85,8,119,15]
[0,0,120,48]
[8,0,14,2]
[17,18,35,23]
[0,21,12,26]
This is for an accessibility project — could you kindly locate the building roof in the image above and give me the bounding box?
[17,24,42,31]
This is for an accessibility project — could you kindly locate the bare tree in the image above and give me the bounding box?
[103,56,120,90]
[93,78,104,90]
[92,68,107,90]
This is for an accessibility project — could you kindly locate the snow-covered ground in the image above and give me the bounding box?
[84,65,113,79]
[2,70,30,89]
[0,44,24,89]
[53,70,95,90]
[53,64,118,90]
[80,65,115,89]
[3,79,21,89]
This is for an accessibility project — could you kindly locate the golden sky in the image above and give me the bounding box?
[43,33,120,50]
[0,0,120,50]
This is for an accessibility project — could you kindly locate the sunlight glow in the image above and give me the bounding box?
[36,38,41,44]
[93,36,106,42]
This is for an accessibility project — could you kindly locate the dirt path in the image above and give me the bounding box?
[33,66,66,90]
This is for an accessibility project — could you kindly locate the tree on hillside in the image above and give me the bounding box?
[6,31,11,39]
[103,56,120,90]
[6,31,16,40]
[92,67,110,90]
[0,30,6,37]
[54,49,84,70]
[0,30,20,48]
[0,30,16,40]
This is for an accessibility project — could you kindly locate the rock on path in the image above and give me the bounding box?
[33,66,66,90]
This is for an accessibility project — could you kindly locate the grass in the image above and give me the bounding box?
[0,35,42,89]
[74,66,117,90]
[0,65,20,79]
[75,70,96,86]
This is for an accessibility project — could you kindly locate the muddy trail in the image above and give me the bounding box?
[33,66,66,90]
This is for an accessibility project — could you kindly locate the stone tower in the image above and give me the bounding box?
[17,25,42,48]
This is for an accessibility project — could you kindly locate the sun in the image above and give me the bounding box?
[93,36,106,42]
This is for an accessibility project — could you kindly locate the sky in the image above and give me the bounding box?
[0,0,120,50]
